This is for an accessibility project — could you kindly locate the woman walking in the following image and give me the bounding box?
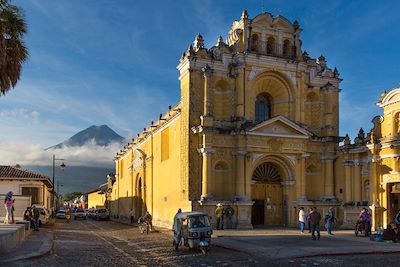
[3,191,13,224]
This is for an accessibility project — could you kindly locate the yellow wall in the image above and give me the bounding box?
[88,191,106,209]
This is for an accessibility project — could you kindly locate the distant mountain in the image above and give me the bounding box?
[47,125,125,149]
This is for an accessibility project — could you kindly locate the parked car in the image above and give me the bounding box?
[74,208,87,220]
[55,210,66,219]
[87,209,97,219]
[94,208,110,220]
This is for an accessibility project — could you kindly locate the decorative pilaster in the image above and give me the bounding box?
[233,151,246,200]
[353,161,362,203]
[296,154,307,201]
[322,157,336,200]
[369,156,381,230]
[202,64,212,117]
[344,160,353,203]
[200,147,215,201]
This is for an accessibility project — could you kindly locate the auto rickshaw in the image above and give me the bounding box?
[172,211,212,254]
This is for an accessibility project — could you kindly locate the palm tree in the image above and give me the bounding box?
[0,0,28,95]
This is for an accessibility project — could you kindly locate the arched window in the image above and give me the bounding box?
[267,37,275,55]
[251,34,259,52]
[283,39,291,58]
[255,93,272,124]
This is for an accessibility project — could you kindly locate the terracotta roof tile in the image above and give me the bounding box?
[0,166,53,187]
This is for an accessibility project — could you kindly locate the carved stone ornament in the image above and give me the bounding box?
[248,66,265,81]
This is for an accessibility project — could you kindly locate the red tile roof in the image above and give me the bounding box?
[0,165,53,187]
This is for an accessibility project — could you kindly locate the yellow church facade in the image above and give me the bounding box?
[109,10,388,229]
[336,88,400,230]
[109,10,344,229]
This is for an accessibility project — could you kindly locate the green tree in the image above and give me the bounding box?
[62,192,85,202]
[0,0,28,95]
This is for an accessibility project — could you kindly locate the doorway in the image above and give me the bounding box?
[388,183,400,222]
[252,200,265,225]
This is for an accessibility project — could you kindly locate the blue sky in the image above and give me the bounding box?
[1,0,399,165]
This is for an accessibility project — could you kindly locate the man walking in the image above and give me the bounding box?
[325,207,336,235]
[309,207,322,240]
[298,207,306,233]
[215,203,224,230]
[130,208,135,225]
[225,205,235,229]
[32,205,40,231]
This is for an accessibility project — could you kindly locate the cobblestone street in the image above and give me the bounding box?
[11,219,260,267]
[6,219,400,266]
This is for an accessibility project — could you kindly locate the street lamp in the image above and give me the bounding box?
[52,155,66,212]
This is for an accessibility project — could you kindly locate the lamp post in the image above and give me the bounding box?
[52,155,66,213]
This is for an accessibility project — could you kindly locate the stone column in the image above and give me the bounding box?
[202,65,212,116]
[344,161,353,203]
[234,151,246,200]
[370,156,380,230]
[261,30,266,54]
[296,154,307,200]
[353,162,362,203]
[323,157,336,200]
[200,148,214,200]
[300,155,307,200]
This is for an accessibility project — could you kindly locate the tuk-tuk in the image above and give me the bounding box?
[172,211,212,254]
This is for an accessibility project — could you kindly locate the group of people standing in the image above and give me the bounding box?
[215,203,235,230]
[298,207,337,240]
[23,205,41,231]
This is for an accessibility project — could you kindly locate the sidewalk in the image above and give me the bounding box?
[0,227,54,263]
[212,228,400,260]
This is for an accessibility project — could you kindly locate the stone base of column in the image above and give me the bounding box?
[322,196,338,202]
[297,196,308,202]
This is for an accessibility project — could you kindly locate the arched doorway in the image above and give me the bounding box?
[251,162,284,226]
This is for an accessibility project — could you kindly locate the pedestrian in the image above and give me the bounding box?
[143,211,153,231]
[307,207,312,233]
[215,203,224,230]
[66,208,71,223]
[32,205,40,231]
[173,208,182,243]
[298,207,306,233]
[395,209,400,229]
[361,210,372,236]
[11,199,15,224]
[3,191,13,224]
[23,206,33,228]
[309,207,322,240]
[225,205,235,229]
[130,208,135,224]
[325,207,336,235]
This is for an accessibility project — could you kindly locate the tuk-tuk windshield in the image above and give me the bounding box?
[188,215,210,228]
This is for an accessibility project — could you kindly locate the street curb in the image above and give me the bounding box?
[295,249,400,259]
[212,236,400,260]
[0,229,54,263]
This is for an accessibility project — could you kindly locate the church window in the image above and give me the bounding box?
[255,93,272,124]
[267,36,275,55]
[251,34,259,52]
[283,39,291,58]
[161,127,169,161]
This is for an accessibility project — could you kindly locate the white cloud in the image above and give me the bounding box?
[0,139,121,167]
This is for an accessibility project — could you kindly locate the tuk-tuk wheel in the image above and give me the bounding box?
[173,240,179,250]
[200,247,208,254]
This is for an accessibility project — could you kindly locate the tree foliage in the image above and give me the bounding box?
[0,0,28,95]
[62,192,86,202]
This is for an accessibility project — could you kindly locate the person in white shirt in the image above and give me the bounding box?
[298,207,307,233]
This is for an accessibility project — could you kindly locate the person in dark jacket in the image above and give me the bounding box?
[32,205,40,231]
[309,207,322,240]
